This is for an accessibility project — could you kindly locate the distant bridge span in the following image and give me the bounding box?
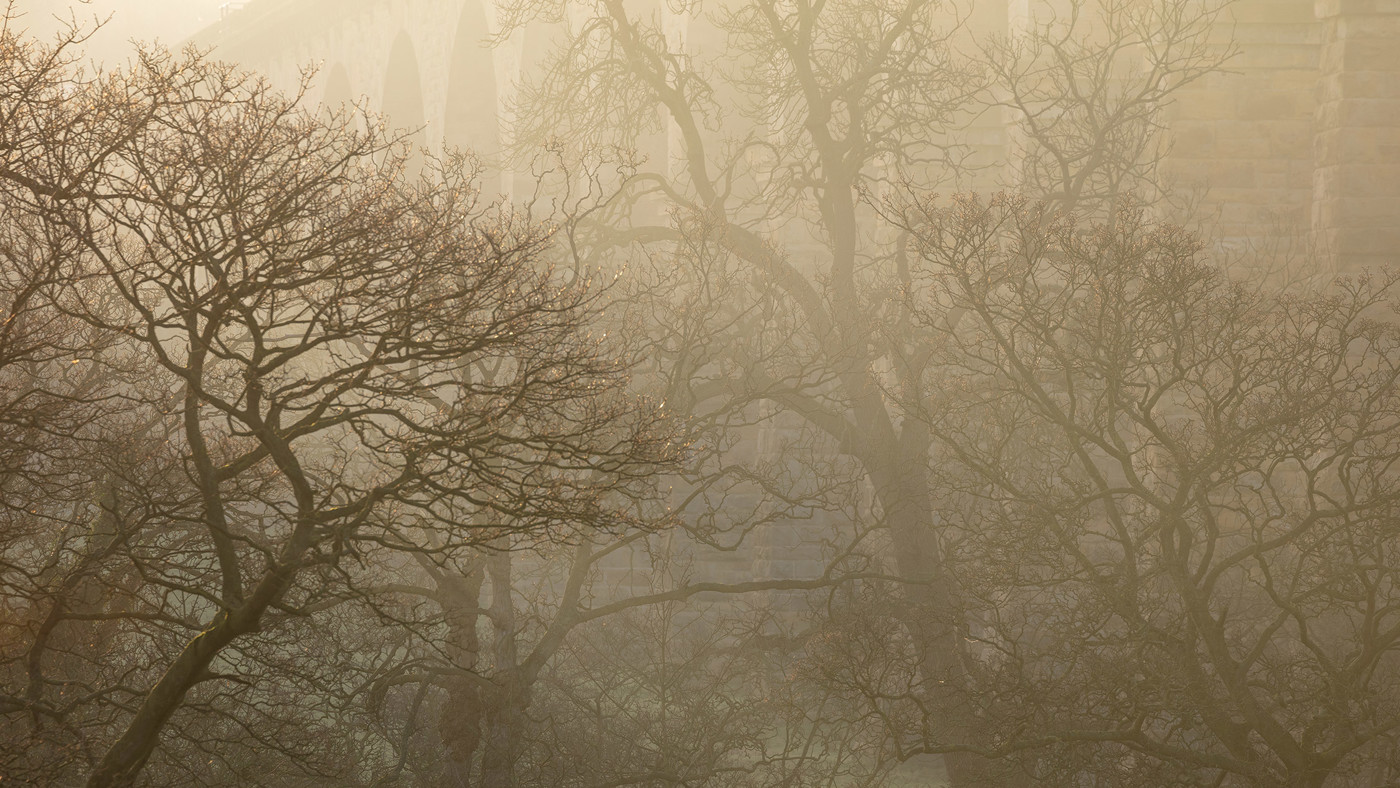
[196,0,535,192]
[195,0,1400,272]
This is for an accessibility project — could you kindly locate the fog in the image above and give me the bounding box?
[12,0,222,64]
[2,2,1399,787]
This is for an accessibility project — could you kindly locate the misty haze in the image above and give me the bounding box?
[2,1,1399,786]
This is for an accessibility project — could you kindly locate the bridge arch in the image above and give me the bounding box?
[444,1,501,194]
[321,62,353,109]
[381,31,427,150]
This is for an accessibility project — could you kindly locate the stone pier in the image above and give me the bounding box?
[1313,0,1400,273]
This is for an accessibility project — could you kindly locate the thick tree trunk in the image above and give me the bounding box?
[438,566,487,788]
[478,678,528,788]
[85,544,302,787]
[822,208,1010,786]
[870,430,1015,788]
[478,552,523,788]
[84,613,243,787]
[1288,767,1332,788]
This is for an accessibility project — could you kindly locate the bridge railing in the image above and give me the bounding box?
[220,2,249,20]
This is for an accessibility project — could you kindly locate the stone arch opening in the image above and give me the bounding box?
[444,1,501,196]
[321,63,353,110]
[382,31,428,156]
[518,20,554,100]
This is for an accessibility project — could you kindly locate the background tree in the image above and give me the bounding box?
[882,194,1400,786]
[292,149,910,788]
[981,0,1234,216]
[498,0,1236,783]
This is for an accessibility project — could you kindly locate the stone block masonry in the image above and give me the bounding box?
[1314,0,1400,273]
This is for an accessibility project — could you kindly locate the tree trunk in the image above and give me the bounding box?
[871,429,1015,788]
[84,613,243,787]
[478,678,528,788]
[1289,768,1331,788]
[85,549,301,787]
[438,565,487,788]
[478,551,523,788]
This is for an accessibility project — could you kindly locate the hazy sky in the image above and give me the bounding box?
[13,0,226,67]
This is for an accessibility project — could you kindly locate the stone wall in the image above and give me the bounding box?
[1313,0,1400,273]
[1165,0,1320,262]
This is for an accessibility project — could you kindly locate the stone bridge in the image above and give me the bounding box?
[195,0,1400,271]
[196,0,523,193]
[191,0,1400,617]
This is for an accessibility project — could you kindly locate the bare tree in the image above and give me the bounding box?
[0,29,680,786]
[0,0,1271,783]
[0,17,201,783]
[495,0,1235,783]
[982,0,1235,216]
[882,194,1400,786]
